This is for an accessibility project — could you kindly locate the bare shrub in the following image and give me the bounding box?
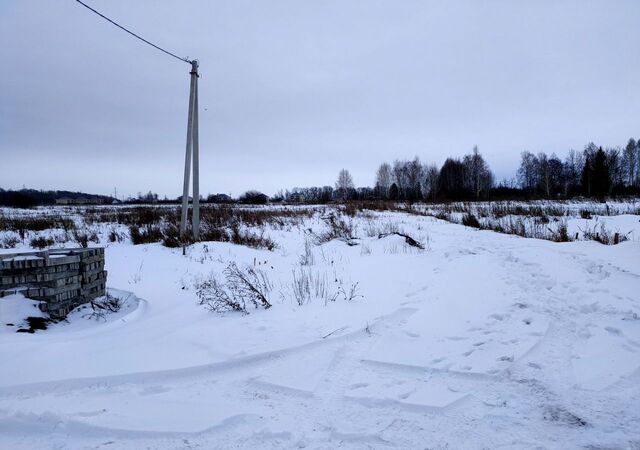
[462,213,481,228]
[338,282,362,302]
[316,212,355,243]
[360,243,372,256]
[129,224,163,245]
[340,201,414,216]
[549,222,571,242]
[73,229,98,248]
[580,209,593,219]
[74,231,88,248]
[230,225,276,250]
[85,207,174,227]
[224,262,272,308]
[30,236,54,249]
[364,219,399,237]
[196,276,246,313]
[290,267,336,305]
[0,235,20,249]
[238,190,268,204]
[0,214,76,234]
[108,227,125,243]
[161,223,190,248]
[537,215,550,224]
[299,238,315,265]
[196,263,272,313]
[504,217,527,237]
[86,293,123,321]
[198,223,228,244]
[287,266,363,306]
[199,205,312,229]
[581,223,629,245]
[290,267,312,306]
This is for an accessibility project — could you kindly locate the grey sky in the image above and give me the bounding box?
[1,1,639,198]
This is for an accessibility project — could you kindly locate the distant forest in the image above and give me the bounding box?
[280,138,640,203]
[0,189,114,208]
[2,138,639,207]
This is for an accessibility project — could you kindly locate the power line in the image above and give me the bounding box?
[74,0,192,64]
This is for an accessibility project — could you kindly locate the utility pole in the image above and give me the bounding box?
[73,0,201,239]
[180,60,200,240]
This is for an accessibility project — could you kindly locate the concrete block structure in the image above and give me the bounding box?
[0,248,107,318]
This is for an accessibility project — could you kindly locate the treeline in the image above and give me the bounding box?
[517,141,639,197]
[282,137,640,203]
[0,189,114,208]
[4,138,639,207]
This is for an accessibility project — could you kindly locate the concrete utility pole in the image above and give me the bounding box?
[73,1,201,239]
[180,60,200,240]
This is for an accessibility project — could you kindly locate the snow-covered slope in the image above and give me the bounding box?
[1,208,639,449]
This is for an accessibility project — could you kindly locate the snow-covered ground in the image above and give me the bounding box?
[1,204,640,449]
[416,199,640,243]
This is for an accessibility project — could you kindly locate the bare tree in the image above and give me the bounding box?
[563,149,583,195]
[581,142,599,196]
[547,154,564,196]
[623,138,637,187]
[463,146,494,199]
[517,151,539,192]
[392,160,408,198]
[335,169,355,201]
[375,162,392,199]
[438,158,468,199]
[637,139,640,187]
[335,169,354,190]
[422,164,439,201]
[537,152,551,197]
[606,147,624,192]
[406,157,423,200]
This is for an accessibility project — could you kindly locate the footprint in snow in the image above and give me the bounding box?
[605,326,623,336]
[398,391,413,400]
[138,385,171,396]
[621,343,637,353]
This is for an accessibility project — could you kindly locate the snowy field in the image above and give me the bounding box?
[1,201,640,449]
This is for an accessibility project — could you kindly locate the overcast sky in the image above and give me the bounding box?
[1,1,639,198]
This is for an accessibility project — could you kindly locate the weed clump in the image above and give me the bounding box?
[462,213,481,228]
[0,235,20,249]
[581,223,628,245]
[30,236,54,249]
[580,209,593,219]
[129,225,164,245]
[196,263,272,313]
